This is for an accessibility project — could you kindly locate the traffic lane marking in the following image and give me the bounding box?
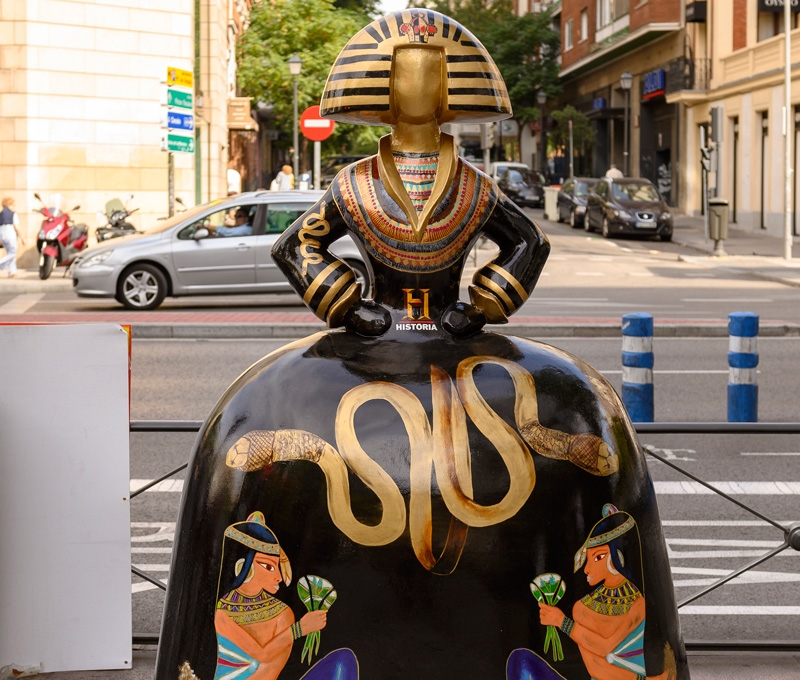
[130,479,800,494]
[671,566,800,586]
[0,293,44,313]
[679,605,800,615]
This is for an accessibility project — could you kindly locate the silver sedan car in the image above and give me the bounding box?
[69,191,368,310]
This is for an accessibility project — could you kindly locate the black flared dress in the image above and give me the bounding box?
[155,144,688,680]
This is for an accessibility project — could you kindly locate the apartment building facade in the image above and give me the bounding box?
[0,0,253,267]
[556,0,683,203]
[555,0,800,237]
[669,1,800,236]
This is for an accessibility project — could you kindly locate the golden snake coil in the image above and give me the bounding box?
[225,356,618,570]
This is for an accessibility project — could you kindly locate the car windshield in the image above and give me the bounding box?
[523,172,544,185]
[574,181,593,197]
[612,183,660,202]
[145,201,226,234]
[506,169,525,182]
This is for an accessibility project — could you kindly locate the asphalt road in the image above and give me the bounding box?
[128,337,800,644]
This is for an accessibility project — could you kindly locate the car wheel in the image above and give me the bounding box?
[118,263,167,311]
[601,217,611,238]
[345,259,372,298]
[660,233,673,242]
[556,206,564,223]
[570,210,578,229]
[584,212,593,233]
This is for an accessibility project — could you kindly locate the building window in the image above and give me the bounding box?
[580,9,588,41]
[758,11,798,42]
[565,18,574,50]
[597,0,611,28]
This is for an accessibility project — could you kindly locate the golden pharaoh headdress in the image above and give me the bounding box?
[320,8,512,125]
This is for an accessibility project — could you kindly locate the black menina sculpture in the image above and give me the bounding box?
[156,9,688,680]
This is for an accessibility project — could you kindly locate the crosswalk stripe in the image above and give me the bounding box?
[0,293,45,314]
[679,606,800,615]
[129,479,800,495]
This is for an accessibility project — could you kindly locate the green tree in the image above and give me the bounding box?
[489,8,562,153]
[549,105,595,174]
[237,0,386,163]
[424,2,562,156]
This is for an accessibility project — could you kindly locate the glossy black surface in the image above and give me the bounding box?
[155,326,688,679]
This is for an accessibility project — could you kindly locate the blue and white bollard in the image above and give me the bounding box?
[728,311,759,422]
[621,312,654,422]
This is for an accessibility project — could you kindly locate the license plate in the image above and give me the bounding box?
[635,220,655,228]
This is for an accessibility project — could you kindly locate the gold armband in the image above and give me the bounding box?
[469,285,508,324]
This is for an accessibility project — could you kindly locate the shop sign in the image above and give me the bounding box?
[228,97,256,130]
[758,0,800,12]
[643,69,666,100]
[593,97,607,110]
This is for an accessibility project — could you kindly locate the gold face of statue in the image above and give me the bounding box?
[391,47,444,124]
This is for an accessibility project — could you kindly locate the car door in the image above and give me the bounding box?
[171,204,258,291]
[254,200,316,287]
[588,181,606,227]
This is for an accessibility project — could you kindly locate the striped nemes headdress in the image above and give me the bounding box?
[320,8,512,126]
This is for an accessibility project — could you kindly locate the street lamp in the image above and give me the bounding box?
[620,70,633,177]
[288,53,303,183]
[537,90,547,175]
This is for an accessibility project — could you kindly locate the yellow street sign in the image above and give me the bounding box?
[167,66,193,89]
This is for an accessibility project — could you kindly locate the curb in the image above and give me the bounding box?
[127,322,800,339]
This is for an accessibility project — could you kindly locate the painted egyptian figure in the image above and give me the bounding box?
[155,9,688,680]
[508,505,677,680]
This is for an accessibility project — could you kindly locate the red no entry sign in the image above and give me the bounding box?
[300,105,335,142]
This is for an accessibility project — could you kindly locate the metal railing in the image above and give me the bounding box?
[130,420,800,650]
[665,56,710,93]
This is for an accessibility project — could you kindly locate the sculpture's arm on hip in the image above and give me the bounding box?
[271,191,362,327]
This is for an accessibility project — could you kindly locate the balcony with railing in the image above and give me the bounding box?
[665,56,710,94]
[721,27,800,86]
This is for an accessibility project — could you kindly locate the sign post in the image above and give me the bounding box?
[162,66,195,216]
[300,106,335,189]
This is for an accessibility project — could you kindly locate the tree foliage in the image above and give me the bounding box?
[424,1,562,129]
[238,0,387,158]
[549,105,595,155]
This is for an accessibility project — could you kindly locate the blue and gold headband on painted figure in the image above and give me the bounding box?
[320,8,512,126]
[224,511,293,585]
[573,503,636,573]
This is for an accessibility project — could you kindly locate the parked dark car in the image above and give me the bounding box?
[585,177,673,241]
[556,177,597,228]
[497,168,546,208]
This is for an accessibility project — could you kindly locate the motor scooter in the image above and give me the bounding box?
[34,193,89,279]
[95,194,140,242]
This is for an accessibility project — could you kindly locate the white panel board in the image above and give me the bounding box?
[0,324,131,671]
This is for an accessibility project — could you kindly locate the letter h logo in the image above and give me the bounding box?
[402,288,431,321]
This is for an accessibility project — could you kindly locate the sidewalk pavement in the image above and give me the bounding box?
[30,645,800,679]
[0,214,799,340]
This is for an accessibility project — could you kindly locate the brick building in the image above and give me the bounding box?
[0,0,254,267]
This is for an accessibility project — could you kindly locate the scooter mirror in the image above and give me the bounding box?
[72,205,81,211]
[34,193,41,201]
[193,227,209,240]
[128,194,134,201]
[176,197,185,206]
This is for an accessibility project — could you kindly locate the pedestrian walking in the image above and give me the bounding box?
[0,197,25,278]
[605,164,623,178]
[271,164,295,191]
